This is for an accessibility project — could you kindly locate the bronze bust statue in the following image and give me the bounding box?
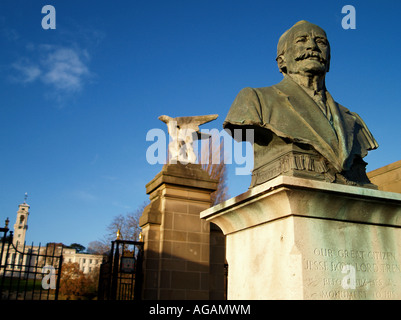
[223,20,378,188]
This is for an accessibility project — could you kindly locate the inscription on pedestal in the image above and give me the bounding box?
[303,247,401,299]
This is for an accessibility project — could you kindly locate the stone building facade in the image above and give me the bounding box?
[367,160,401,193]
[63,248,103,274]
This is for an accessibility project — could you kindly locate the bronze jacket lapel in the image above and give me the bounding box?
[255,76,350,171]
[325,92,357,170]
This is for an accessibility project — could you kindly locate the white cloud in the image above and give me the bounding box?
[11,45,91,92]
[41,47,90,91]
[11,60,41,83]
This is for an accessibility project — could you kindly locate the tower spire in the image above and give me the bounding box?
[13,199,30,246]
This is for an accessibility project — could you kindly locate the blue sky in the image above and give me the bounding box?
[1,0,400,248]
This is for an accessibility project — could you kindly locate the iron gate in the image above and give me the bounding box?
[0,226,63,300]
[98,239,143,300]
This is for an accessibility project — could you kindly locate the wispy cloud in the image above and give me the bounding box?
[1,26,20,42]
[73,190,98,202]
[11,44,92,93]
[101,175,118,181]
[112,201,132,210]
[11,59,41,83]
[0,16,20,42]
[41,46,90,91]
[2,16,103,107]
[90,154,99,165]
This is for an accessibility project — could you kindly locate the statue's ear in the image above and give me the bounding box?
[276,55,286,74]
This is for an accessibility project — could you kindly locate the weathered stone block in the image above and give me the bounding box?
[201,175,401,300]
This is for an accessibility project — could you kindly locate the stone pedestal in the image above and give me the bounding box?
[201,176,401,300]
[139,163,220,300]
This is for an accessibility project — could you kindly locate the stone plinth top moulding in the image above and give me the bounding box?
[223,20,378,189]
[159,114,218,165]
[201,175,401,236]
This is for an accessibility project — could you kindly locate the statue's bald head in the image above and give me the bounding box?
[276,21,331,75]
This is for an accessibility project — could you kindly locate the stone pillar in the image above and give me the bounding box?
[139,163,218,299]
[201,175,401,300]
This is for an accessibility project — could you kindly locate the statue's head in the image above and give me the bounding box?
[276,21,330,76]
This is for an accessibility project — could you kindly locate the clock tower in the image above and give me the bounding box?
[13,194,30,246]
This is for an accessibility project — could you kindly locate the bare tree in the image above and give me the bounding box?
[88,201,148,254]
[200,134,229,205]
[87,240,110,255]
[106,202,148,242]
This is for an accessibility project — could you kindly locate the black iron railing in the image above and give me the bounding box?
[0,227,63,300]
[98,239,143,300]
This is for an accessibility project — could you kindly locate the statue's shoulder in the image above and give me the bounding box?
[333,101,379,150]
[253,84,278,95]
[231,83,286,117]
[234,85,279,105]
[234,87,255,99]
[232,87,259,106]
[253,83,287,109]
[236,84,277,96]
[335,101,352,114]
[335,101,363,125]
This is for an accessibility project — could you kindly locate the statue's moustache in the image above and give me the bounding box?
[295,52,327,63]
